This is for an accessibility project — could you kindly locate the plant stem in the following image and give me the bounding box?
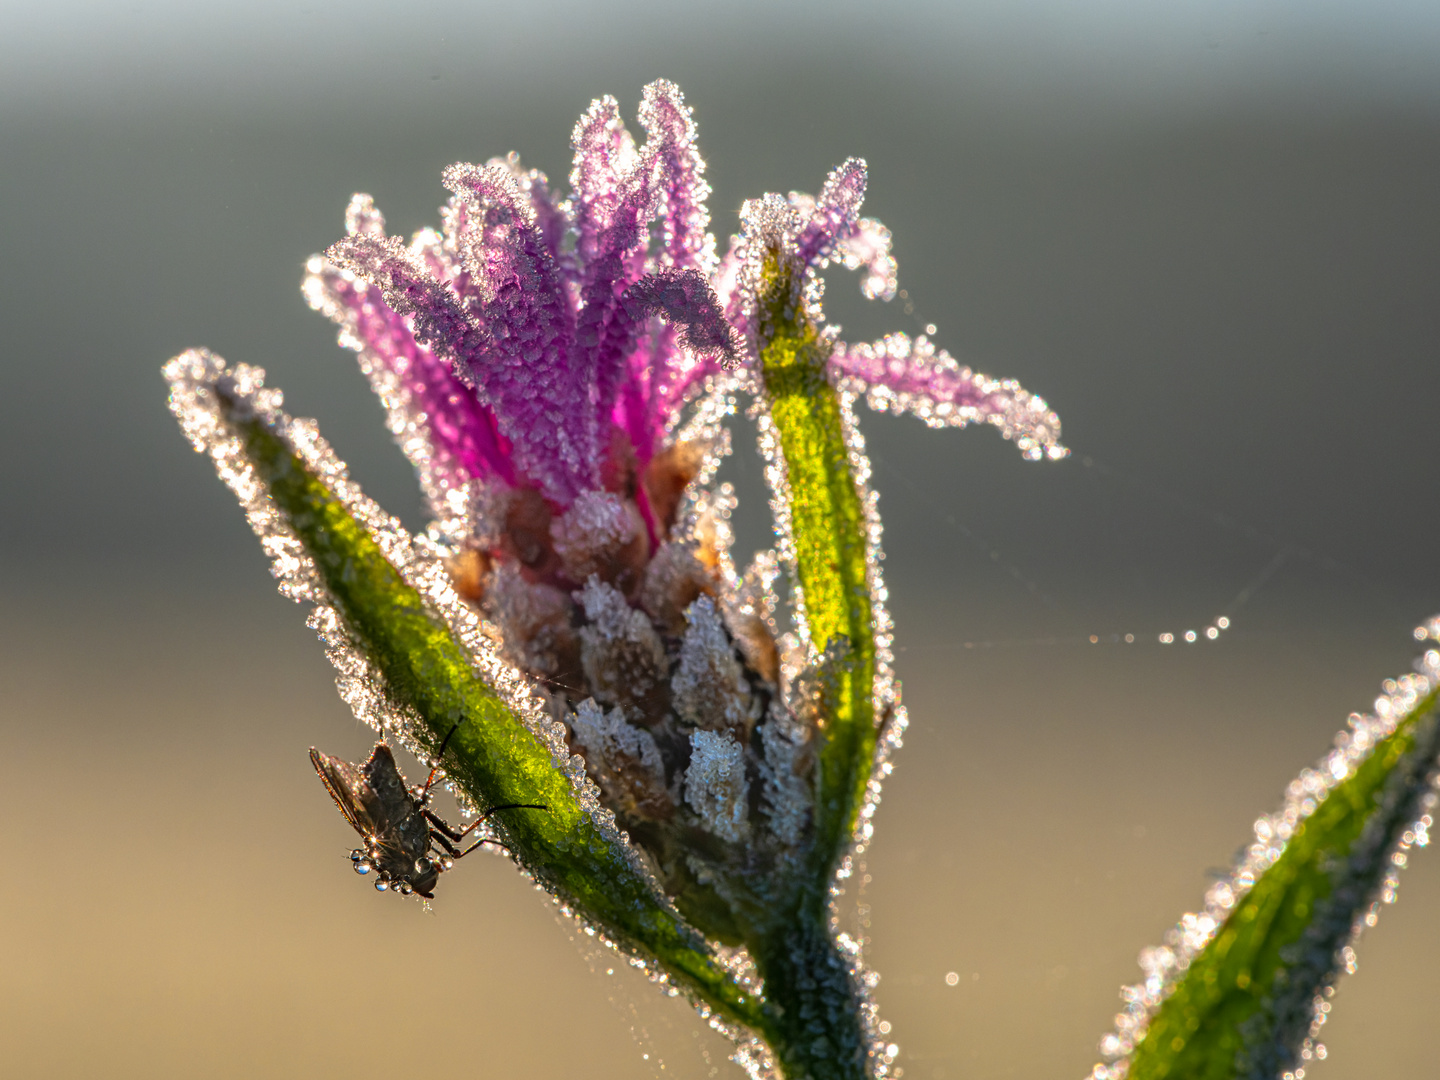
[753,891,869,1080]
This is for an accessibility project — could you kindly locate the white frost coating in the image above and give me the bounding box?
[834,217,897,302]
[673,596,754,733]
[830,332,1068,463]
[758,712,811,846]
[162,349,665,899]
[685,729,749,842]
[576,576,667,707]
[344,192,386,238]
[833,390,907,1079]
[570,698,666,787]
[485,563,575,677]
[551,489,641,582]
[1087,626,1440,1080]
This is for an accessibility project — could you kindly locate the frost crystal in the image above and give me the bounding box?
[673,596,757,737]
[758,712,812,847]
[576,576,667,714]
[831,332,1066,462]
[685,729,750,843]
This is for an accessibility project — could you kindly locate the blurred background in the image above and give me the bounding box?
[2,1,1439,1076]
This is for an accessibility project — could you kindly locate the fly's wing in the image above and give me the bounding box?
[310,747,387,838]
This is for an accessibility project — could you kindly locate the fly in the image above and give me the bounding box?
[310,725,546,899]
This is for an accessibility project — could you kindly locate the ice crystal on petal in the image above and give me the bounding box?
[685,729,750,843]
[835,217,897,302]
[831,333,1068,462]
[758,712,813,847]
[624,267,737,366]
[551,489,646,585]
[576,576,667,715]
[672,596,757,737]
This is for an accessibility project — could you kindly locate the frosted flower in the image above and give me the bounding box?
[168,78,1071,1080]
[301,80,840,946]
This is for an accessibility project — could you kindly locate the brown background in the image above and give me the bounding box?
[3,2,1439,1076]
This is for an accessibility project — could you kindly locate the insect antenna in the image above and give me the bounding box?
[419,722,465,796]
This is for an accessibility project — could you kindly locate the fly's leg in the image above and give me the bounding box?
[423,804,547,860]
[424,809,466,844]
[425,812,502,860]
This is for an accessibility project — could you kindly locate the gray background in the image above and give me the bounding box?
[2,2,1438,1077]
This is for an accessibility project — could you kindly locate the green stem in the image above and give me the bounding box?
[757,276,877,877]
[753,891,870,1080]
[752,259,879,1079]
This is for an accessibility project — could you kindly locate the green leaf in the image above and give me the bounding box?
[171,356,769,1042]
[1125,678,1440,1080]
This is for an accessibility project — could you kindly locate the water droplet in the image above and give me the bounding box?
[375,879,389,892]
[354,861,372,875]
[945,971,959,986]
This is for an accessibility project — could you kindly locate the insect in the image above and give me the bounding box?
[310,725,546,899]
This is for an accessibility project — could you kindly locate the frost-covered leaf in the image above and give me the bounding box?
[1093,627,1440,1080]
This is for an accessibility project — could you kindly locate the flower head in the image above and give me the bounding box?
[170,79,1067,1080]
[308,80,733,521]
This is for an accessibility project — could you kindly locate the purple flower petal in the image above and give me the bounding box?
[442,162,601,502]
[313,84,732,509]
[325,232,489,366]
[575,81,721,460]
[306,257,517,496]
[637,80,714,275]
[570,94,636,269]
[794,157,868,269]
[829,332,1068,461]
[613,268,735,462]
[624,268,735,365]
